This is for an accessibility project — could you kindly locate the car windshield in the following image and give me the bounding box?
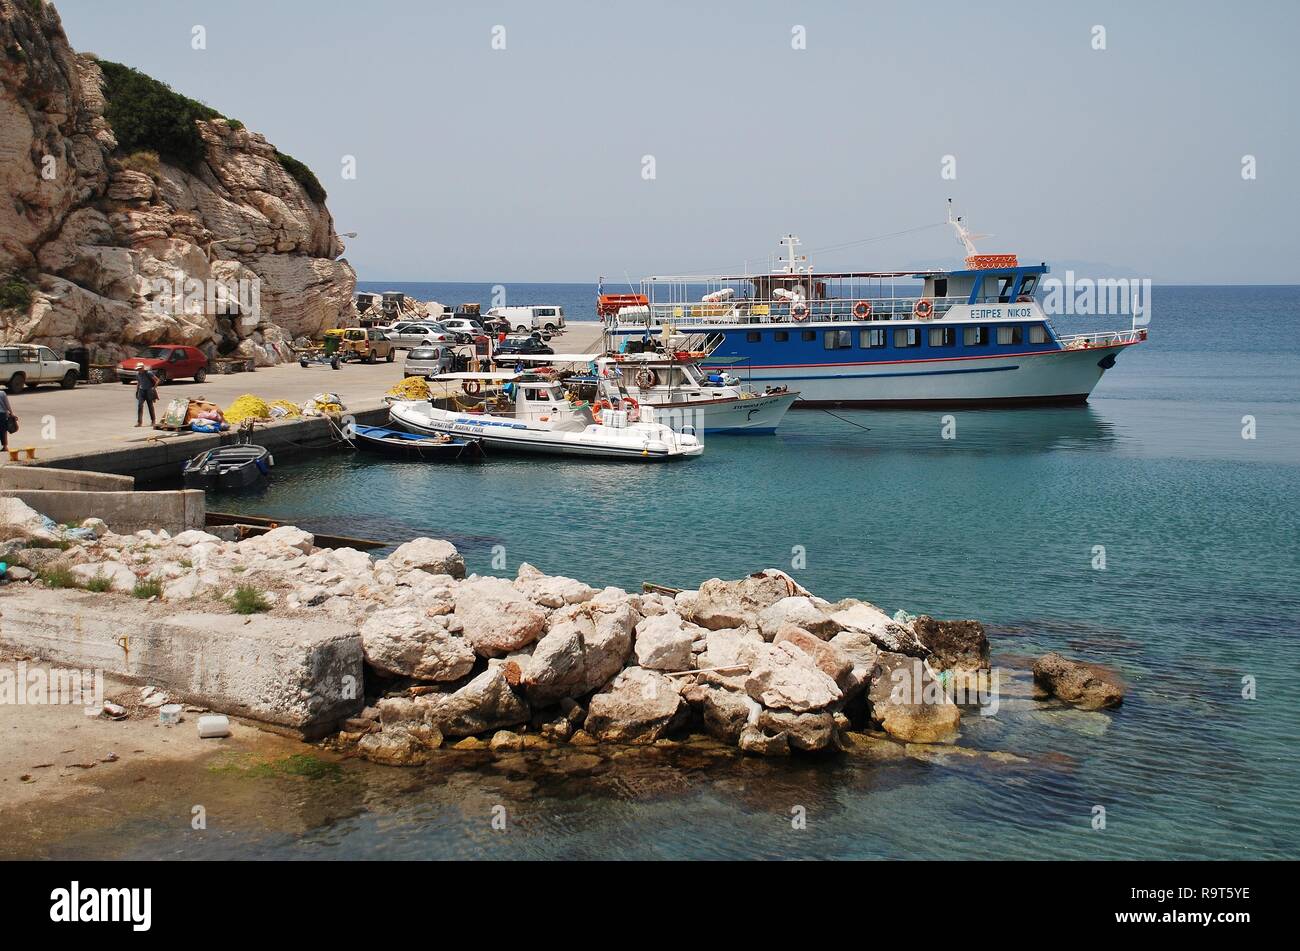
[409,348,440,359]
[142,347,172,359]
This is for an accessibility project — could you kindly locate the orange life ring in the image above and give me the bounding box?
[791,301,809,321]
[913,298,934,320]
[624,397,640,422]
[592,398,612,422]
[852,300,872,320]
[463,380,482,396]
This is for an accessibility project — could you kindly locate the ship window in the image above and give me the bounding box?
[1029,324,1049,344]
[928,327,954,347]
[801,331,816,342]
[964,326,987,346]
[746,331,762,343]
[774,330,789,342]
[860,328,886,348]
[823,330,852,350]
[934,278,948,297]
[1020,276,1038,296]
[997,325,1023,345]
[998,278,1014,302]
[893,328,920,348]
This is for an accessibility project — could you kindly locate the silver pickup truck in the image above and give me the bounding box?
[0,344,80,393]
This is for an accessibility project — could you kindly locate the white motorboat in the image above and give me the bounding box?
[506,336,799,434]
[389,372,703,461]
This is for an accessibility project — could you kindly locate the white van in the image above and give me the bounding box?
[485,305,566,333]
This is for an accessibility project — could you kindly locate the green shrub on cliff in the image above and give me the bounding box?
[274,150,327,203]
[0,274,32,311]
[97,60,219,168]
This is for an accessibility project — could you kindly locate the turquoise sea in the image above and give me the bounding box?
[72,284,1300,860]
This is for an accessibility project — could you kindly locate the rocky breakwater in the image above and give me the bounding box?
[0,0,354,366]
[1,496,1124,761]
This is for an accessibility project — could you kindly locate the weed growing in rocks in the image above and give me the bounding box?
[132,577,163,599]
[230,584,270,615]
[83,572,114,593]
[38,566,78,589]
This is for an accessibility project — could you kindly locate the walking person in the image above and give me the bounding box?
[0,389,14,452]
[134,362,159,427]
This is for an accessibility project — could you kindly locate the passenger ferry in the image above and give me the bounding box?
[603,210,1146,407]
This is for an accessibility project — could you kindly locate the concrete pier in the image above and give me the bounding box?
[0,588,364,739]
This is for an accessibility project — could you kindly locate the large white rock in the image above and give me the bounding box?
[171,530,223,548]
[743,641,843,712]
[413,666,530,737]
[513,562,596,608]
[453,576,549,657]
[237,526,314,557]
[0,498,60,543]
[162,569,224,601]
[71,562,138,593]
[360,607,476,682]
[678,570,804,631]
[383,538,465,579]
[585,667,687,744]
[632,612,696,671]
[757,596,845,641]
[520,598,636,704]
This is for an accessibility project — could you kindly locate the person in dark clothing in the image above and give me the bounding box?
[134,363,159,427]
[0,390,13,451]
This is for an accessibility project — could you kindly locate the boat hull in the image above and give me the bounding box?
[351,424,483,460]
[182,445,272,492]
[639,391,798,434]
[389,403,700,461]
[713,342,1136,407]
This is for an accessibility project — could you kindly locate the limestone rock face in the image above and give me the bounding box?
[743,641,843,713]
[0,1,354,362]
[632,612,696,671]
[678,570,804,631]
[519,598,636,704]
[414,666,530,737]
[1032,652,1125,710]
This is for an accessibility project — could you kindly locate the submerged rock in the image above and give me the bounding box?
[358,722,443,766]
[698,684,759,744]
[738,724,790,757]
[911,615,989,672]
[1032,652,1125,710]
[758,708,836,752]
[866,652,961,743]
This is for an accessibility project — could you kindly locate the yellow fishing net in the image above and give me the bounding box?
[387,376,431,400]
[268,399,302,418]
[225,394,272,423]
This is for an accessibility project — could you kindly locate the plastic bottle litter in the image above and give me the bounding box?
[197,714,231,739]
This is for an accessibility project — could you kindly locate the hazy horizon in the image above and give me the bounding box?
[59,0,1300,284]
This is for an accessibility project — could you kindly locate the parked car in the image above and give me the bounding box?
[116,345,208,386]
[1,344,80,393]
[485,305,566,333]
[338,327,396,363]
[439,317,487,342]
[492,335,555,360]
[403,345,459,378]
[384,321,455,348]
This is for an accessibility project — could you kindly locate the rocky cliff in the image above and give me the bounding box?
[0,0,355,365]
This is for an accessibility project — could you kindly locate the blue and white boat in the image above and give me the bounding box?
[603,214,1146,407]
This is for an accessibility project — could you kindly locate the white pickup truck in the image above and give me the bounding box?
[0,344,80,393]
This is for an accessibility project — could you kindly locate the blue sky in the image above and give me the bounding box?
[59,0,1299,283]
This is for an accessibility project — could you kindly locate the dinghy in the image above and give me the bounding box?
[182,444,273,492]
[348,423,484,461]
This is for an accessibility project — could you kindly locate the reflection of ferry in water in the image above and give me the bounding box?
[602,207,1146,407]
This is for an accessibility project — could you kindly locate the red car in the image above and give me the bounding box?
[117,345,209,385]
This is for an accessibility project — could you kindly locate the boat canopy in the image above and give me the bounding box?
[430,371,523,382]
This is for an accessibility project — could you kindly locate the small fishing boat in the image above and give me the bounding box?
[390,372,703,461]
[348,423,484,460]
[182,444,273,492]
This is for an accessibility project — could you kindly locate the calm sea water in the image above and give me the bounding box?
[76,285,1300,859]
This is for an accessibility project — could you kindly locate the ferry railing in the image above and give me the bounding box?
[637,296,972,325]
[1056,328,1148,348]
